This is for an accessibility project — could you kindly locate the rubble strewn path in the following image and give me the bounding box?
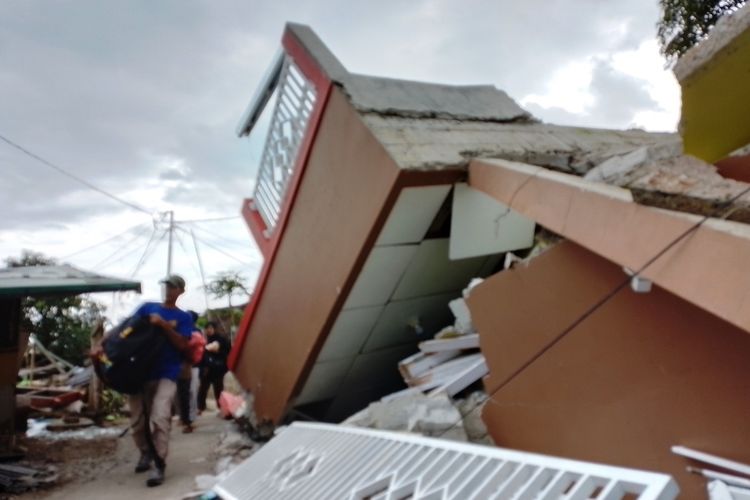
[16,413,231,500]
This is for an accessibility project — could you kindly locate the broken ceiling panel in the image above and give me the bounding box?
[316,306,384,363]
[450,182,535,260]
[361,292,457,353]
[376,185,452,246]
[295,357,353,406]
[391,239,488,301]
[343,244,419,309]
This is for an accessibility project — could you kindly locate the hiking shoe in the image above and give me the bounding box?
[134,453,152,473]
[146,467,165,487]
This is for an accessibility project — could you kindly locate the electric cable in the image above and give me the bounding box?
[173,230,202,278]
[131,229,168,278]
[0,133,153,215]
[175,226,252,265]
[59,222,149,260]
[180,221,250,251]
[174,215,240,223]
[91,224,154,270]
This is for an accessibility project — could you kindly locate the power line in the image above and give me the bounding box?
[180,221,250,251]
[0,133,153,215]
[174,230,202,278]
[59,222,149,260]
[131,228,167,278]
[91,224,154,270]
[175,215,240,223]
[175,226,252,266]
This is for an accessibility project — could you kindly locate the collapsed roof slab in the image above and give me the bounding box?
[361,115,678,173]
[469,157,750,336]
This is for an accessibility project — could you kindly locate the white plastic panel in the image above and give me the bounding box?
[376,185,452,246]
[215,422,680,500]
[391,239,488,301]
[344,245,419,309]
[316,306,384,363]
[361,292,457,353]
[449,183,535,260]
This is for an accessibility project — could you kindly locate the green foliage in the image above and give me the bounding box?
[5,251,105,366]
[101,388,125,417]
[658,0,746,62]
[205,271,250,309]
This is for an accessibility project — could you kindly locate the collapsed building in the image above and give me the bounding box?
[228,10,750,498]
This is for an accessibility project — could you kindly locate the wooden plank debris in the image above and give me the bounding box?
[398,350,461,381]
[428,356,488,397]
[418,333,479,353]
[672,445,750,477]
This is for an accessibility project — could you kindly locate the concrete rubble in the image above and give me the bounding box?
[341,284,492,446]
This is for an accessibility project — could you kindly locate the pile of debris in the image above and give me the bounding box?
[0,463,57,494]
[342,281,493,445]
[189,422,261,497]
[398,282,487,397]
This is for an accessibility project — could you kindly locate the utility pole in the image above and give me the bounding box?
[167,210,174,275]
[190,229,211,315]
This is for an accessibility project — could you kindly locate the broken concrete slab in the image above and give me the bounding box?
[583,141,683,184]
[362,114,678,172]
[346,391,468,441]
[344,74,531,123]
[448,297,474,334]
[622,155,750,223]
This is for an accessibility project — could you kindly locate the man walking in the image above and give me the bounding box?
[129,275,193,487]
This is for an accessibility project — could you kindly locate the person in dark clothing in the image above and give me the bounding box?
[197,321,231,413]
[177,311,203,433]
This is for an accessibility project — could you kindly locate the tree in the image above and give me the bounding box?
[205,271,251,310]
[658,0,746,62]
[6,251,105,366]
[204,271,251,338]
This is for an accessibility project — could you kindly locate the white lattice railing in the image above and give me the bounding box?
[251,55,317,237]
[214,422,679,500]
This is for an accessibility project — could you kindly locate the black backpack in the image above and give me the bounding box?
[94,315,166,395]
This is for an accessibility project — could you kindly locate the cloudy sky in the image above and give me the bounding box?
[0,0,681,322]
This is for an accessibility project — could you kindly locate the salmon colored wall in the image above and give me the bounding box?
[468,241,750,498]
[232,88,402,423]
[470,158,750,340]
[716,154,750,183]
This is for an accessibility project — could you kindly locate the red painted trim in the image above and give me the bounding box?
[229,28,334,371]
[241,199,273,258]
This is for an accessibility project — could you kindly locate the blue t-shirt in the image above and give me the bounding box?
[133,302,193,381]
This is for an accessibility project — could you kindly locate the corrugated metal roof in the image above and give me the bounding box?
[0,265,141,297]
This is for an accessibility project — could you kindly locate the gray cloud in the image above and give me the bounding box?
[524,58,661,130]
[0,0,676,284]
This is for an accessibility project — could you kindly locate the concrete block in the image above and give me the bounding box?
[449,298,473,334]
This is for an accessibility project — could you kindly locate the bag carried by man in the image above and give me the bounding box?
[93,316,166,395]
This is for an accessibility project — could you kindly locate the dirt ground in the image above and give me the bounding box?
[11,410,234,500]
